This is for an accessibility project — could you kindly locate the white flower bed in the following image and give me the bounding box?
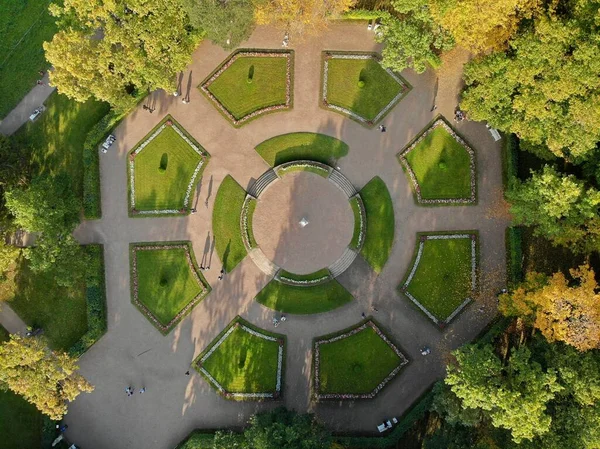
[401,233,478,326]
[322,53,409,125]
[399,119,477,204]
[350,195,366,249]
[276,162,331,177]
[131,244,209,333]
[197,320,285,400]
[278,274,331,286]
[201,51,293,126]
[240,196,256,251]
[129,119,207,215]
[314,321,408,400]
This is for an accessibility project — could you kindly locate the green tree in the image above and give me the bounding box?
[0,335,93,420]
[182,0,254,49]
[446,344,563,443]
[0,240,20,281]
[461,16,600,160]
[507,166,600,252]
[376,0,455,74]
[44,0,203,110]
[244,407,331,449]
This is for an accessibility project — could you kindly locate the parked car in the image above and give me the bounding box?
[102,134,116,151]
[29,107,43,122]
[377,417,398,433]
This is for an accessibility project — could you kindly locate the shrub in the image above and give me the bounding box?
[438,160,448,170]
[506,226,523,286]
[247,64,255,84]
[357,80,365,88]
[159,153,168,173]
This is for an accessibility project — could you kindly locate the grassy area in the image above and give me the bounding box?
[245,198,257,248]
[0,0,56,119]
[349,197,363,249]
[255,278,353,314]
[212,176,247,272]
[130,118,205,212]
[7,259,87,351]
[255,132,348,166]
[325,56,404,122]
[403,124,473,200]
[277,165,329,177]
[0,389,42,449]
[199,322,282,394]
[405,236,474,321]
[12,92,110,196]
[359,177,395,272]
[133,244,206,327]
[206,55,289,121]
[278,268,331,281]
[317,324,402,394]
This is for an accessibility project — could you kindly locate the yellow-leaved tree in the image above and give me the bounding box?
[0,335,94,419]
[254,0,356,37]
[500,265,600,351]
[429,0,541,52]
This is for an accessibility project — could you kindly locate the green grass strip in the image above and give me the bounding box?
[278,268,331,282]
[349,197,362,250]
[212,175,248,272]
[359,177,395,273]
[255,278,352,314]
[255,132,348,166]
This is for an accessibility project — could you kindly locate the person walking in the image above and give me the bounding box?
[139,387,146,394]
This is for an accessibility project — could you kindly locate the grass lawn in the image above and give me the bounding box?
[359,177,395,272]
[277,165,329,177]
[325,57,403,121]
[279,268,331,282]
[134,245,205,326]
[131,119,204,211]
[7,259,87,351]
[200,324,281,393]
[0,388,42,449]
[404,125,472,200]
[255,278,352,314]
[245,198,257,248]
[206,55,288,120]
[213,176,247,272]
[406,237,473,321]
[255,132,348,166]
[0,0,57,119]
[12,92,110,197]
[317,325,402,394]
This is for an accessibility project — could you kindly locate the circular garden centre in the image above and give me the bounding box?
[66,28,507,448]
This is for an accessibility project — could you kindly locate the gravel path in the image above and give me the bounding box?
[66,24,508,449]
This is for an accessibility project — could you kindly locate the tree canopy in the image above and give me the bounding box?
[44,0,202,110]
[0,335,93,420]
[461,15,600,160]
[182,0,255,49]
[254,0,355,37]
[429,0,540,52]
[506,165,600,252]
[376,0,455,74]
[500,266,600,351]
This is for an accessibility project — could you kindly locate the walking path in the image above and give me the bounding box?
[65,24,509,449]
[0,302,28,335]
[0,71,55,136]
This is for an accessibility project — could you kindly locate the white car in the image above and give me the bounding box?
[29,108,43,122]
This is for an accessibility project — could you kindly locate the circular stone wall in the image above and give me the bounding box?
[252,171,354,275]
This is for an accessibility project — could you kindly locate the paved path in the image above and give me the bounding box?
[0,72,55,136]
[0,302,28,335]
[66,24,509,449]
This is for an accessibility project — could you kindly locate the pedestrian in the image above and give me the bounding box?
[200,264,205,270]
[56,423,68,433]
[185,370,190,376]
[361,312,365,319]
[372,305,378,312]
[39,70,45,76]
[139,387,146,394]
[378,124,386,132]
[37,80,44,86]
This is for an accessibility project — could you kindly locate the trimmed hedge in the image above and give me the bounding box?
[82,110,124,219]
[501,133,519,192]
[69,245,107,357]
[505,226,523,287]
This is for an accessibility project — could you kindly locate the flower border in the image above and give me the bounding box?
[193,316,285,400]
[200,49,294,127]
[321,51,411,127]
[130,242,211,335]
[313,320,409,400]
[400,232,478,327]
[127,115,210,216]
[398,117,477,205]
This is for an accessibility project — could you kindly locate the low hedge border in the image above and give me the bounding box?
[193,316,286,401]
[68,244,107,358]
[502,133,519,193]
[505,226,523,287]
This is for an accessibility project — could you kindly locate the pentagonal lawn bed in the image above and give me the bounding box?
[195,317,285,400]
[130,242,210,334]
[128,115,209,215]
[400,233,477,326]
[314,320,408,399]
[201,50,292,126]
[322,52,410,125]
[399,118,476,204]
